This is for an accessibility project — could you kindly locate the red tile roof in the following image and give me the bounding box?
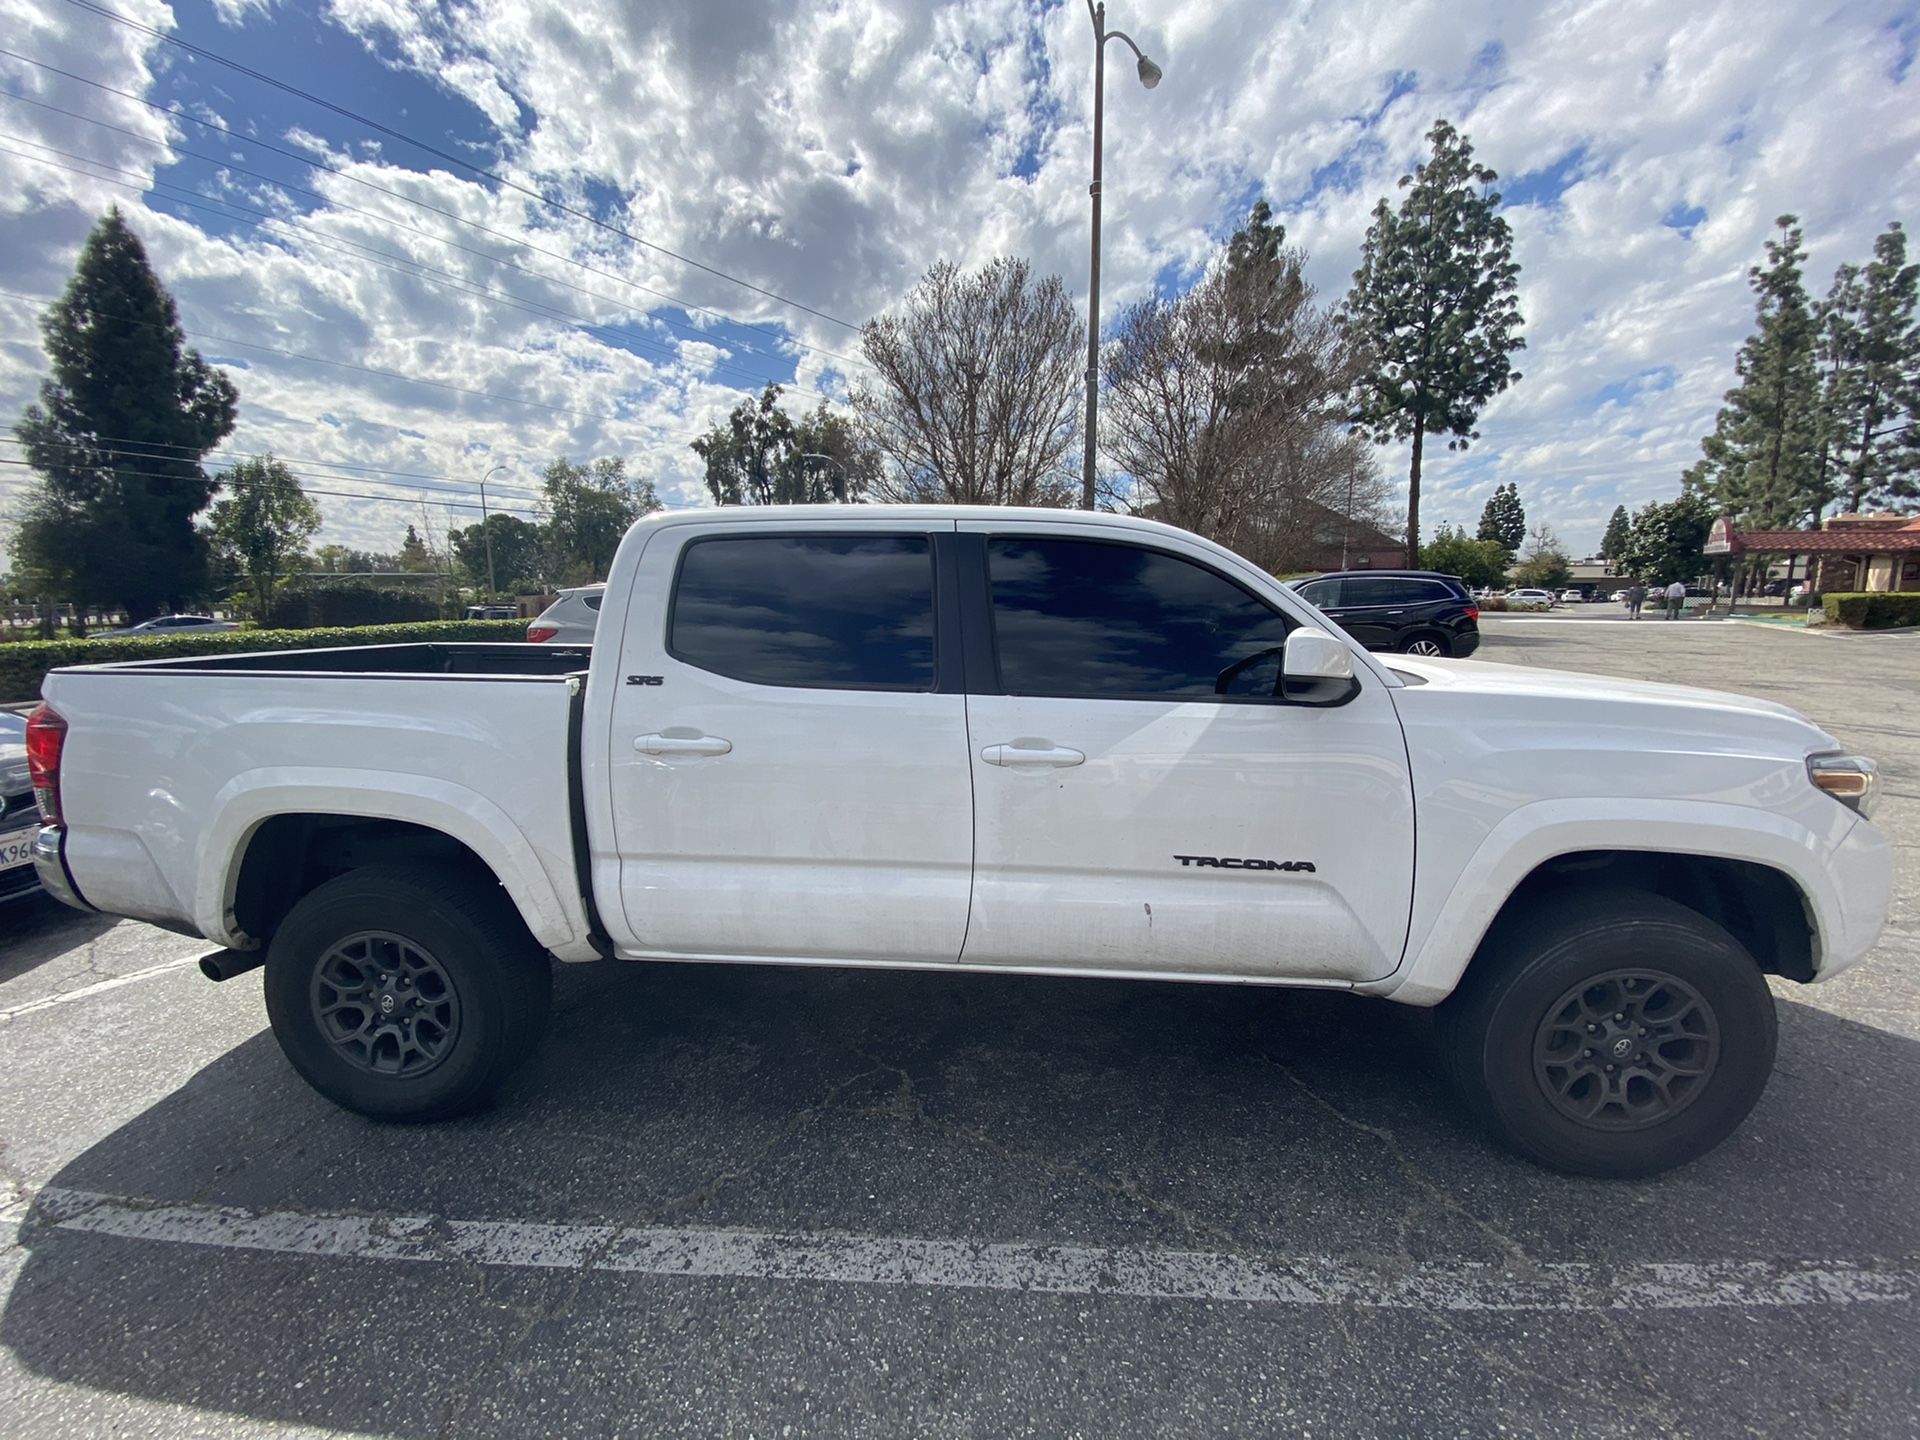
[1729,529,1920,553]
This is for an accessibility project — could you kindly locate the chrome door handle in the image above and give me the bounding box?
[981,742,1085,768]
[634,733,732,756]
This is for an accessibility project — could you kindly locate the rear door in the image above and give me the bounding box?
[604,519,974,964]
[1323,575,1412,649]
[958,524,1415,982]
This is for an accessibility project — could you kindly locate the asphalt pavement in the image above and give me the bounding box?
[1,618,1916,1438]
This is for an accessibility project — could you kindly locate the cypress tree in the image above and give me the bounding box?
[12,209,238,620]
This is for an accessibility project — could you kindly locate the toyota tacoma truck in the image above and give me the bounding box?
[28,507,1891,1176]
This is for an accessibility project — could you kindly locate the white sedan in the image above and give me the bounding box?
[102,614,240,638]
[1506,588,1557,607]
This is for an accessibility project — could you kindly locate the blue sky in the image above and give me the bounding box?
[2,0,1918,555]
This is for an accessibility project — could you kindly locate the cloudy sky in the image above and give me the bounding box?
[1,0,1916,560]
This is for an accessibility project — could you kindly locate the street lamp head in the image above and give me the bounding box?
[1135,54,1162,89]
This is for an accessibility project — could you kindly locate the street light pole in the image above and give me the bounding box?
[798,452,852,501]
[1080,0,1160,512]
[479,463,504,597]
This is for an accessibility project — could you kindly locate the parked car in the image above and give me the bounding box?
[1559,589,1585,603]
[1289,570,1480,658]
[0,711,43,904]
[102,614,240,638]
[1611,589,1630,602]
[1506,588,1557,607]
[526,585,604,643]
[464,605,519,621]
[31,508,1892,1176]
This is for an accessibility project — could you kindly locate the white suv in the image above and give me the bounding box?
[526,585,604,643]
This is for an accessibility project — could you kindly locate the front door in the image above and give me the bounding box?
[605,521,974,964]
[958,525,1415,982]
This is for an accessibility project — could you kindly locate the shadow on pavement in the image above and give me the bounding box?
[6,959,1919,1435]
[0,897,119,986]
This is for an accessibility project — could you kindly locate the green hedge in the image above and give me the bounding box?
[0,619,528,702]
[264,582,449,630]
[1821,592,1920,629]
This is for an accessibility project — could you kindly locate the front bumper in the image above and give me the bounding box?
[31,826,91,913]
[1813,817,1893,980]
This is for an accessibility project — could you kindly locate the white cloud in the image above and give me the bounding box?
[0,0,1916,559]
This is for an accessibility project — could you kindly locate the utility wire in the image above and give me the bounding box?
[0,457,543,514]
[0,86,874,379]
[1,433,549,503]
[55,0,868,332]
[1,136,847,406]
[0,283,643,425]
[0,56,874,373]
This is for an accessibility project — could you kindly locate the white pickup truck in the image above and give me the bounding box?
[29,507,1891,1176]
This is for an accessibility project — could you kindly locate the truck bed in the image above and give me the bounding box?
[41,643,600,959]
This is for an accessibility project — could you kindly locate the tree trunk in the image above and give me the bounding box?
[1405,420,1424,569]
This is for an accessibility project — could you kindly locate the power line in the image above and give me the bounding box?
[0,283,643,425]
[0,55,875,374]
[0,85,875,380]
[0,457,543,515]
[56,0,868,332]
[1,433,549,503]
[0,137,844,406]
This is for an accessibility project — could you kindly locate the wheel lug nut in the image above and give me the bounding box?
[1586,1024,1598,1033]
[1582,1048,1593,1058]
[1605,1064,1616,1072]
[1614,1013,1625,1021]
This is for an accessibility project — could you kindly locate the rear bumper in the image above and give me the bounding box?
[1453,628,1482,658]
[31,826,90,913]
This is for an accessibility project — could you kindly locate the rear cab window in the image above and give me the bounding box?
[669,533,936,690]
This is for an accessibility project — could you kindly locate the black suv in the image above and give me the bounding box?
[1290,570,1481,658]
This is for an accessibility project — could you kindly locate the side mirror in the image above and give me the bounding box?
[1282,628,1358,705]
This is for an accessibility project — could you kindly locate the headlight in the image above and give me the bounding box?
[1808,754,1878,818]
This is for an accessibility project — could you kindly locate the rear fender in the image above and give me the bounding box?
[198,768,586,956]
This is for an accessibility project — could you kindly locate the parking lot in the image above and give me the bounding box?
[0,616,1915,1438]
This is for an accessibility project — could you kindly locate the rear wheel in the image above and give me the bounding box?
[1435,889,1776,1177]
[1399,631,1452,657]
[264,864,552,1121]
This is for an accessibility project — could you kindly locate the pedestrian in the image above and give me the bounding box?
[1625,582,1645,619]
[1665,579,1686,620]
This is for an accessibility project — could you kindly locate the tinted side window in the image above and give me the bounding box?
[988,538,1292,699]
[582,594,603,612]
[671,534,935,690]
[1341,577,1403,607]
[1412,580,1457,604]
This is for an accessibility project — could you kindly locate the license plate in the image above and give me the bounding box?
[0,833,35,871]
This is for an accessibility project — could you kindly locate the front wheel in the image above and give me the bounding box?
[264,864,552,1121]
[1435,889,1776,1177]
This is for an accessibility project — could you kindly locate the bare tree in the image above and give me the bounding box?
[855,258,1083,506]
[1101,203,1377,569]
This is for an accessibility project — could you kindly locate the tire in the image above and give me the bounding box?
[264,863,552,1121]
[1399,631,1453,658]
[1434,888,1776,1178]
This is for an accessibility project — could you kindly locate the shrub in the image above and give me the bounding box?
[0,619,527,702]
[1821,592,1920,629]
[264,581,447,629]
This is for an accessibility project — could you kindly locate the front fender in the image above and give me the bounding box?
[196,768,586,956]
[1363,797,1877,1006]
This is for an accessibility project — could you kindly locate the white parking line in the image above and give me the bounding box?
[0,955,204,1022]
[27,1187,1919,1312]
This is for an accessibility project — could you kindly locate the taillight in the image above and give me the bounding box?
[1465,606,1479,620]
[25,703,66,825]
[526,624,559,643]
